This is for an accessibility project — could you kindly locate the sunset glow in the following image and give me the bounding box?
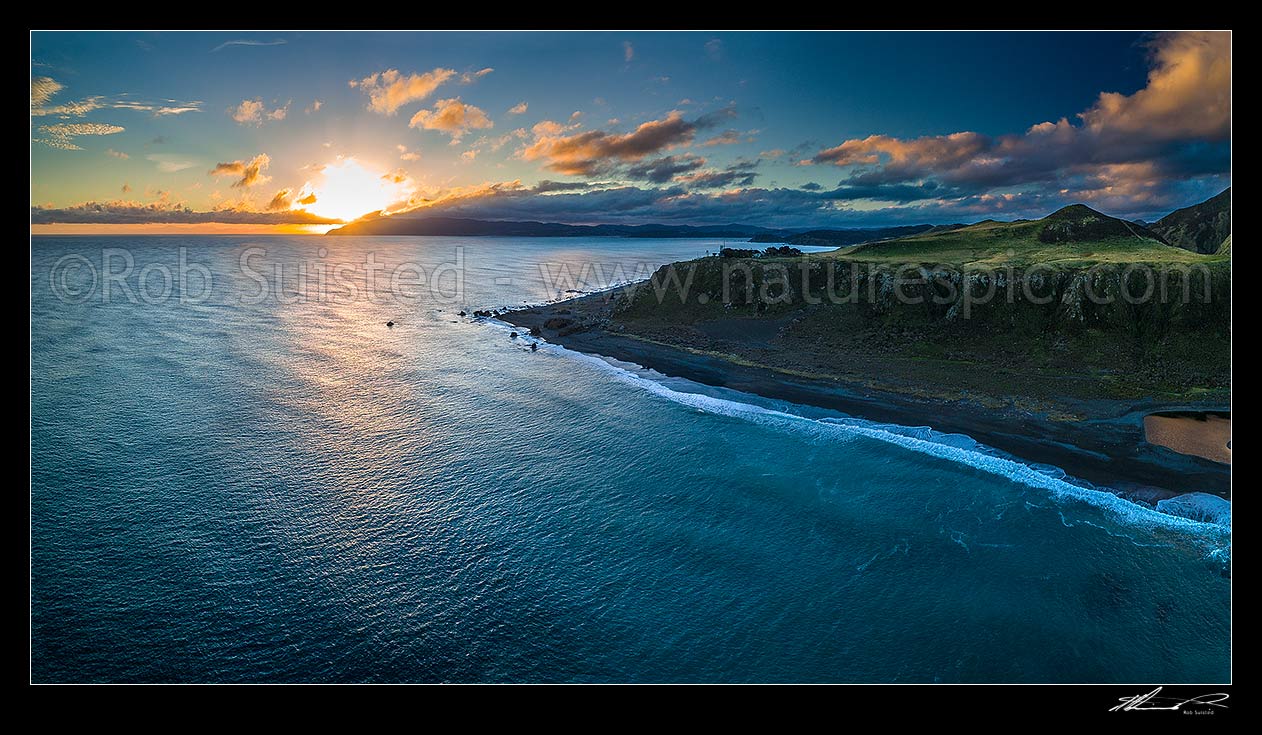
[297,158,410,223]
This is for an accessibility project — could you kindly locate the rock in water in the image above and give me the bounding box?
[509,331,518,339]
[530,343,538,352]
[386,321,394,328]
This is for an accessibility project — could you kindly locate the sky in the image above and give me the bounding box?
[30,31,1231,233]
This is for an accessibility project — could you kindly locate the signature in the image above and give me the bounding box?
[1110,687,1229,712]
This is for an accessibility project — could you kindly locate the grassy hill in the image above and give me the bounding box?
[1150,187,1231,254]
[594,199,1230,409]
[838,204,1218,268]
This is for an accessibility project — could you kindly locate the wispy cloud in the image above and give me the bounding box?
[110,99,202,116]
[397,144,421,162]
[705,38,724,61]
[623,41,635,63]
[35,122,125,150]
[105,148,128,159]
[32,77,201,117]
[211,38,287,53]
[460,67,494,83]
[350,68,457,115]
[408,97,493,142]
[508,101,528,116]
[146,153,196,172]
[209,153,271,188]
[31,77,62,107]
[305,99,322,114]
[701,129,744,147]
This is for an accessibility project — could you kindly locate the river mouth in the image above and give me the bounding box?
[1144,411,1231,465]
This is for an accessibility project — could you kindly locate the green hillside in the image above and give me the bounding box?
[838,204,1216,268]
[1150,188,1231,254]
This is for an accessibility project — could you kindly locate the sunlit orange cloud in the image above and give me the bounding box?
[31,223,337,235]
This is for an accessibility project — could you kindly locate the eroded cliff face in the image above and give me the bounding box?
[617,257,1230,339]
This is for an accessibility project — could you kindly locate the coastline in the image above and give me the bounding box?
[500,289,1230,501]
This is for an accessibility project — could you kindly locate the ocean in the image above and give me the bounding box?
[30,235,1231,683]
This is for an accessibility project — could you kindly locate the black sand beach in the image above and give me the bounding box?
[502,291,1231,500]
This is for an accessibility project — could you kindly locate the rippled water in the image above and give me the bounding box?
[31,236,1230,683]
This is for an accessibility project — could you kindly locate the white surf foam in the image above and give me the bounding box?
[485,319,1231,542]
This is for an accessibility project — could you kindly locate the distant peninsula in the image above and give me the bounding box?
[324,214,945,245]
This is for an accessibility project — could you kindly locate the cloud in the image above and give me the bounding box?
[146,153,195,172]
[705,38,724,61]
[460,67,494,83]
[674,161,760,189]
[522,109,732,176]
[306,99,323,114]
[397,144,421,162]
[266,188,293,211]
[804,32,1229,215]
[461,149,478,162]
[212,38,287,53]
[32,78,202,118]
[209,153,271,188]
[110,99,202,116]
[35,122,125,150]
[33,96,104,117]
[624,154,706,183]
[531,180,596,193]
[408,97,493,141]
[350,68,457,115]
[32,77,63,107]
[701,129,743,147]
[298,192,317,205]
[31,199,340,225]
[121,183,131,193]
[231,98,288,125]
[623,41,635,63]
[508,101,528,115]
[105,149,128,159]
[381,168,410,184]
[812,131,990,170]
[1080,31,1229,140]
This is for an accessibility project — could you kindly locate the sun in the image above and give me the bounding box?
[297,158,410,222]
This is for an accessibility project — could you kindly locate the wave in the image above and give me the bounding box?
[486,320,1231,545]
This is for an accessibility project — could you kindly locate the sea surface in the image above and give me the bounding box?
[31,235,1231,683]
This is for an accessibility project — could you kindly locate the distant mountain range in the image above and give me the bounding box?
[325,190,1232,254]
[748,224,958,247]
[326,215,787,239]
[1150,188,1231,254]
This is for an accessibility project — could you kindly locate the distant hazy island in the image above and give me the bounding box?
[500,190,1231,501]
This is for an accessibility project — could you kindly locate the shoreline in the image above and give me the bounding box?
[500,290,1230,501]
